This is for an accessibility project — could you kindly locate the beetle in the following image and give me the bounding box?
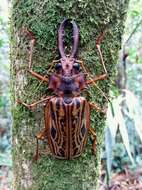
[17,19,108,160]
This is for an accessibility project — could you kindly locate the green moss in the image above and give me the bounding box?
[11,0,129,189]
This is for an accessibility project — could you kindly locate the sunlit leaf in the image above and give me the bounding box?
[106,93,135,169]
[116,103,134,165]
[106,101,118,142]
[123,90,142,143]
[105,126,113,177]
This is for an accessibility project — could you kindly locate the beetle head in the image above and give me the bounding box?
[58,19,79,76]
[48,19,85,96]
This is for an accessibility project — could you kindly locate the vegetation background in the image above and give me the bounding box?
[0,0,142,189]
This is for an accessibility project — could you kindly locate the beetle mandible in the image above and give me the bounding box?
[17,19,108,160]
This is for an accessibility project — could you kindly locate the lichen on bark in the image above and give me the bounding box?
[11,0,129,190]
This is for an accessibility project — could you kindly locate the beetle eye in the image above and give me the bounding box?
[55,63,62,70]
[73,63,80,70]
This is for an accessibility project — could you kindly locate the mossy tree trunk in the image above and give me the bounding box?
[11,0,129,190]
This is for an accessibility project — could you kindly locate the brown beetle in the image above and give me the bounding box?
[17,19,108,160]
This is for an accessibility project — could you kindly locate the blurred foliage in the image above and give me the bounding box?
[103,0,142,182]
[0,1,11,165]
[123,0,142,64]
[104,90,142,175]
[0,1,12,190]
[0,2,12,189]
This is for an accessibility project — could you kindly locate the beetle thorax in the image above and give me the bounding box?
[48,70,86,97]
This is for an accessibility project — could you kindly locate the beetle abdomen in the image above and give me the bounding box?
[45,97,90,159]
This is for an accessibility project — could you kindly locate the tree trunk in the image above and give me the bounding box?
[11,0,129,189]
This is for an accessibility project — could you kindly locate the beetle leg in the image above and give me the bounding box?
[27,37,49,82]
[27,60,61,83]
[21,28,49,82]
[75,59,90,75]
[17,96,51,110]
[89,102,106,114]
[28,70,48,82]
[76,59,109,101]
[85,68,107,86]
[95,31,107,74]
[33,129,47,161]
[33,100,51,161]
[77,31,108,85]
[86,30,108,84]
[52,59,61,64]
[28,59,61,83]
[76,59,107,82]
[20,28,35,69]
[89,127,96,154]
[86,74,107,85]
[44,59,61,75]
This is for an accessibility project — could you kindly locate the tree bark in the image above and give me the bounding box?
[11,0,129,189]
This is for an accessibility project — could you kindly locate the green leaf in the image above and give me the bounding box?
[106,94,134,165]
[113,95,134,164]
